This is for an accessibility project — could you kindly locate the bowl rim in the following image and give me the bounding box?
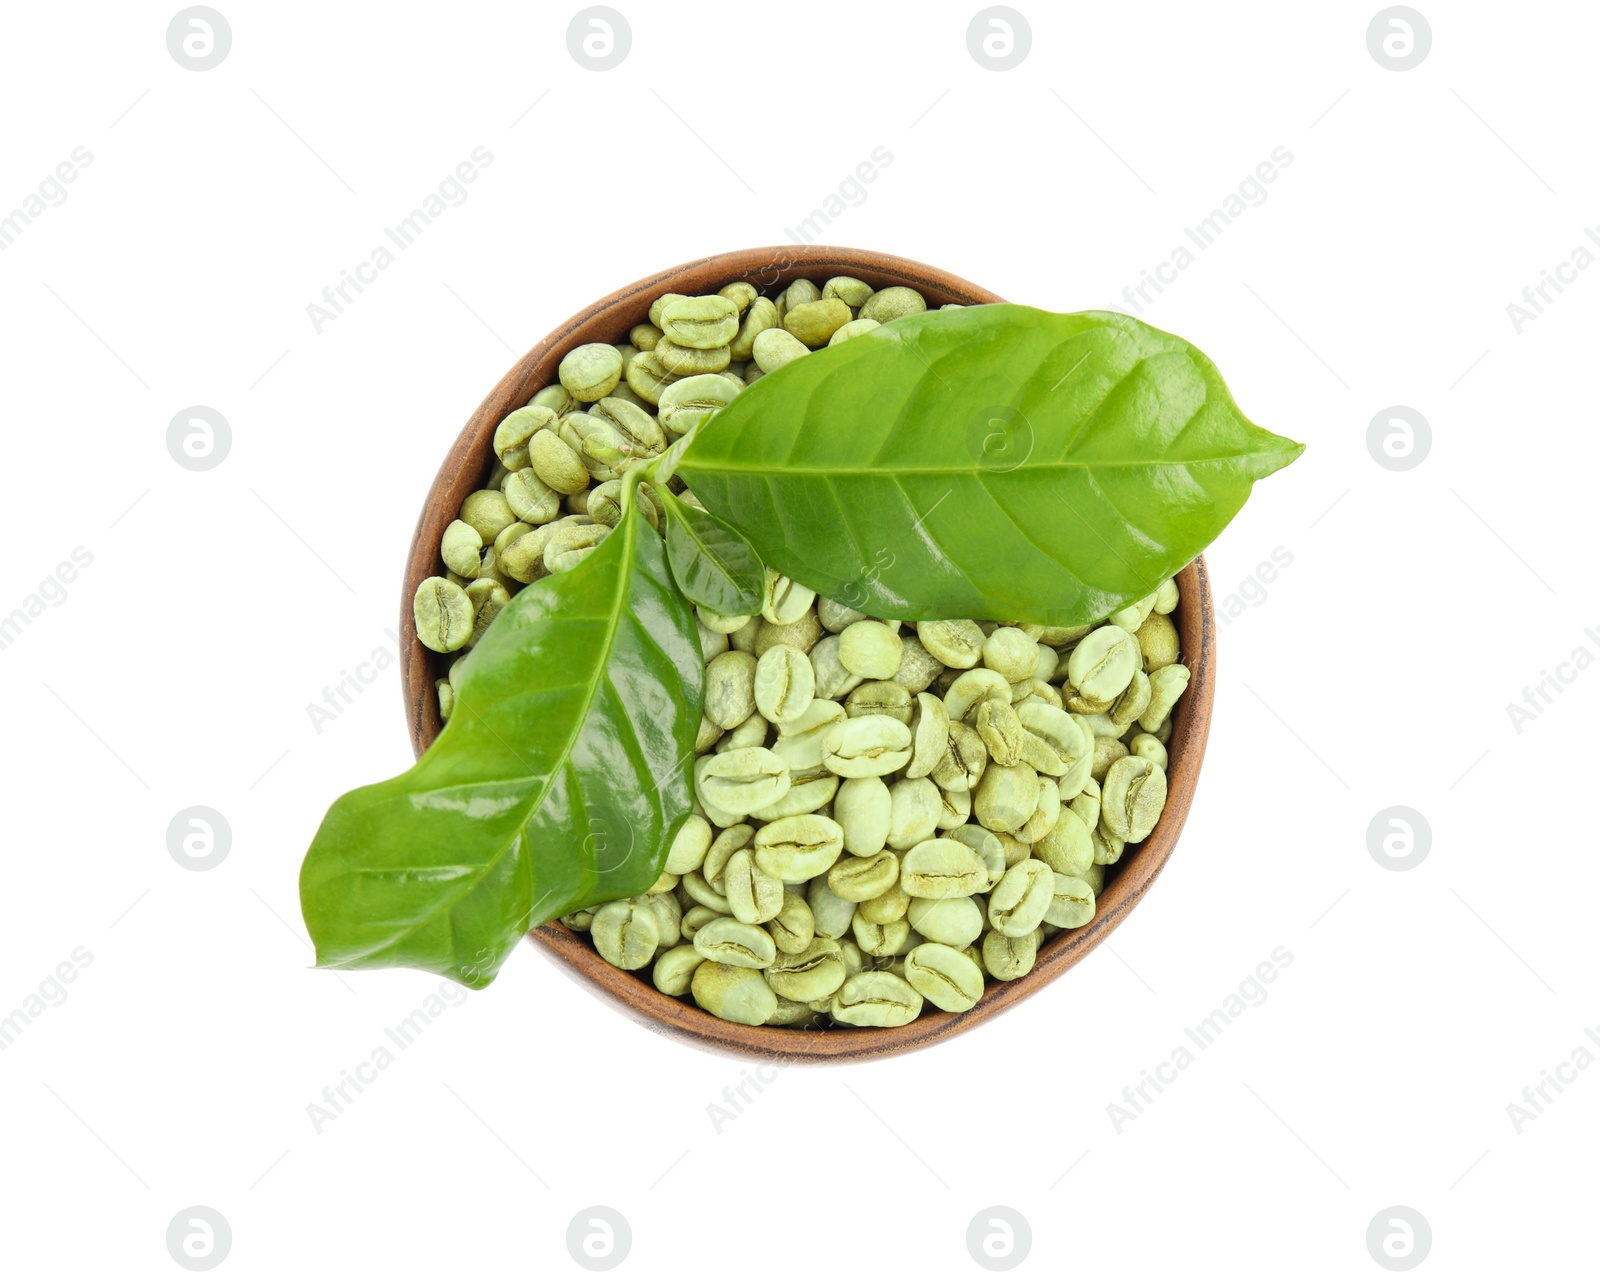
[401,245,1215,1063]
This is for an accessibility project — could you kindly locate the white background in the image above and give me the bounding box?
[1,1,1592,1273]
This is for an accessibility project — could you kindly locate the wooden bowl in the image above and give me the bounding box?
[402,246,1215,1063]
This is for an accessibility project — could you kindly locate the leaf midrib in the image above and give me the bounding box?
[680,450,1297,479]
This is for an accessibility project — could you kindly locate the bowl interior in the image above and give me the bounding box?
[402,246,1215,1062]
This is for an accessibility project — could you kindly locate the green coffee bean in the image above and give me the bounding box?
[1140,663,1191,733]
[887,777,941,850]
[655,338,730,376]
[767,890,816,955]
[905,895,984,948]
[937,782,972,826]
[665,814,713,875]
[414,577,474,653]
[497,526,553,584]
[858,880,911,925]
[846,680,912,723]
[680,904,722,940]
[1100,755,1167,842]
[828,849,900,902]
[1045,874,1095,928]
[493,404,555,470]
[944,667,1012,724]
[766,937,846,1002]
[592,396,665,454]
[947,824,1006,890]
[904,692,950,780]
[1135,611,1180,670]
[503,468,561,524]
[900,838,988,898]
[828,317,880,345]
[1067,625,1140,702]
[544,520,608,573]
[728,615,761,654]
[752,814,844,881]
[1107,592,1157,633]
[975,698,1028,767]
[981,927,1040,981]
[718,281,757,312]
[591,898,660,969]
[464,578,510,647]
[648,293,686,327]
[905,942,985,1013]
[751,774,838,821]
[653,945,704,996]
[1090,735,1129,784]
[1033,808,1094,876]
[784,298,852,347]
[931,721,988,793]
[859,286,927,323]
[491,515,532,556]
[761,569,816,626]
[838,621,902,679]
[436,678,454,721]
[821,716,913,777]
[724,848,785,924]
[996,831,1031,868]
[1154,578,1180,614]
[699,826,751,893]
[755,644,815,724]
[681,867,732,913]
[1092,823,1125,866]
[822,276,873,308]
[657,373,741,436]
[755,613,822,659]
[705,650,758,729]
[1018,775,1061,843]
[661,295,740,349]
[729,296,779,362]
[528,429,590,495]
[693,916,777,969]
[623,348,680,404]
[916,619,984,669]
[817,598,867,633]
[850,912,910,957]
[987,858,1055,937]
[691,961,777,1025]
[974,761,1039,833]
[558,342,624,402]
[982,626,1039,681]
[698,606,752,636]
[807,876,858,938]
[752,327,810,373]
[458,489,518,543]
[1129,733,1169,769]
[890,637,943,695]
[779,279,821,312]
[830,971,923,1026]
[629,321,662,351]
[810,636,863,700]
[834,775,892,855]
[440,519,483,578]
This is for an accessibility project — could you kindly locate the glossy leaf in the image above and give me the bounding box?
[659,488,765,617]
[299,500,703,988]
[678,304,1304,625]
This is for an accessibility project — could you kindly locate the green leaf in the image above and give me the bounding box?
[659,487,765,616]
[677,304,1304,625]
[298,500,703,989]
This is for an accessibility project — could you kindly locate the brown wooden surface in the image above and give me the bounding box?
[402,245,1216,1063]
